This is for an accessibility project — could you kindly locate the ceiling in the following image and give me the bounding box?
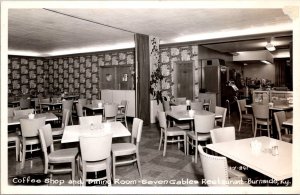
[8,8,293,57]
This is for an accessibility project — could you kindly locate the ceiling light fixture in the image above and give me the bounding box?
[265,42,276,51]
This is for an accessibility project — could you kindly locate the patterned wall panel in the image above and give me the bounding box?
[8,56,44,96]
[159,45,199,101]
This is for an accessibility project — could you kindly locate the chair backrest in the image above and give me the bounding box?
[252,104,269,119]
[131,118,144,144]
[198,145,229,186]
[62,100,73,111]
[104,104,118,118]
[61,109,70,128]
[38,124,54,154]
[175,97,186,105]
[191,101,204,111]
[157,111,167,131]
[237,99,247,114]
[76,103,85,117]
[210,126,235,144]
[120,100,128,115]
[162,100,171,112]
[8,107,20,117]
[80,133,112,162]
[14,109,34,117]
[79,115,102,128]
[20,98,31,109]
[274,111,287,140]
[20,117,46,137]
[215,106,227,127]
[171,105,186,112]
[78,98,87,106]
[194,114,215,134]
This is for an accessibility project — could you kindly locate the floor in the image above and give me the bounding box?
[7,110,290,187]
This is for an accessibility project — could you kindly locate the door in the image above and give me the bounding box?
[100,67,116,89]
[176,61,194,100]
[116,66,133,90]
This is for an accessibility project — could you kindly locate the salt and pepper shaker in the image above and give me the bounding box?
[272,146,279,156]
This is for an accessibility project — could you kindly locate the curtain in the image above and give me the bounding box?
[135,33,150,125]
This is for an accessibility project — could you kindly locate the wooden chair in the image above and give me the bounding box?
[198,146,250,187]
[79,115,103,129]
[112,118,143,183]
[215,106,227,128]
[76,103,86,117]
[273,111,292,143]
[79,133,112,186]
[116,100,128,128]
[52,109,70,142]
[157,111,186,156]
[187,114,215,163]
[170,105,190,130]
[210,127,247,180]
[104,104,118,122]
[191,101,204,111]
[38,124,78,183]
[20,117,46,169]
[237,99,253,132]
[19,98,31,109]
[252,104,272,137]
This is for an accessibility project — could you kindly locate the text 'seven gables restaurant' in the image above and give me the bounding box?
[1,1,300,194]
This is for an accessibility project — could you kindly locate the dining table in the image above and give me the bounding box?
[61,121,131,143]
[7,112,58,126]
[206,136,292,181]
[83,103,124,115]
[166,109,222,121]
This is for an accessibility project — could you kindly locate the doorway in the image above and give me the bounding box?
[175,61,194,100]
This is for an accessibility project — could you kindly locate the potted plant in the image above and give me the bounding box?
[150,67,163,105]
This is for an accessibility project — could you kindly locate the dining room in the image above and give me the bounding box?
[1,1,300,194]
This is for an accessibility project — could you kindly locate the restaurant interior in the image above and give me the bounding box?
[2,2,300,194]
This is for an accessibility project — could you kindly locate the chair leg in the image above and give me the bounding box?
[186,137,189,156]
[106,158,112,186]
[177,136,180,149]
[21,139,26,169]
[238,118,242,132]
[194,140,198,163]
[112,154,116,184]
[267,123,270,137]
[163,135,167,157]
[71,160,75,185]
[124,117,128,128]
[15,139,20,161]
[158,131,163,151]
[184,134,186,155]
[254,120,257,137]
[136,153,142,178]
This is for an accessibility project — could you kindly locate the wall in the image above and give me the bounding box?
[8,56,45,96]
[8,50,134,100]
[159,45,199,102]
[243,63,275,83]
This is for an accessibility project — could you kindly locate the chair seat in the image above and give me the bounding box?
[8,133,20,142]
[256,119,272,126]
[52,127,64,136]
[24,137,40,145]
[166,127,186,136]
[282,134,292,143]
[174,123,190,130]
[187,131,210,141]
[80,159,108,172]
[242,114,253,120]
[49,148,78,163]
[112,143,136,156]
